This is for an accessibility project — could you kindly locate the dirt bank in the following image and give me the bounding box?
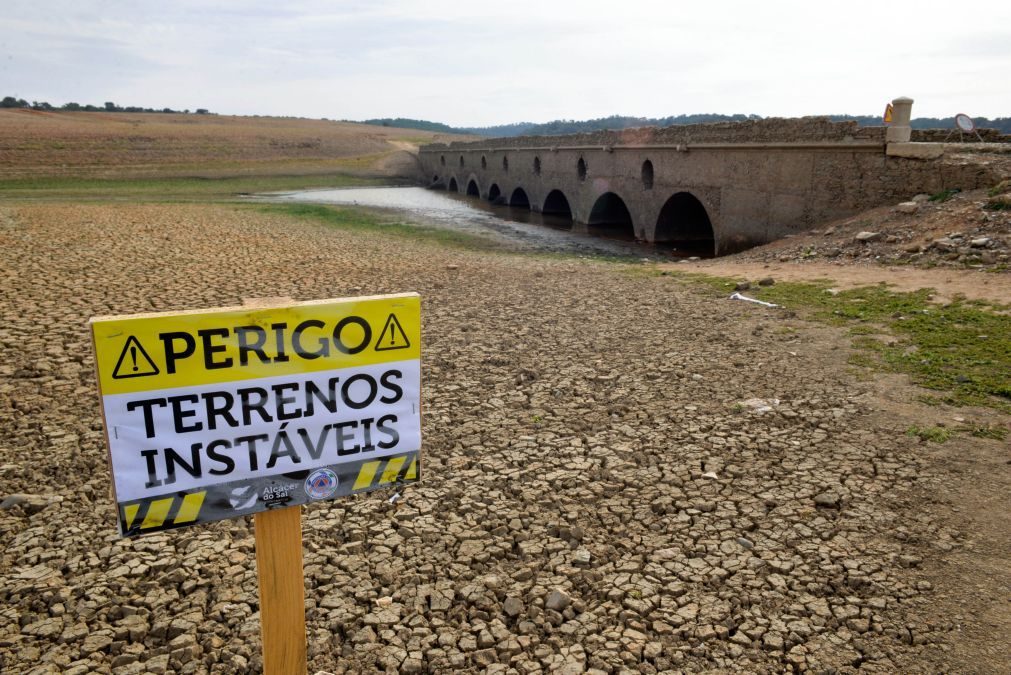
[0,203,1008,673]
[0,110,473,180]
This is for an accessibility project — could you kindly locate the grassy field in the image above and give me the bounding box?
[0,173,396,201]
[670,272,1011,415]
[254,203,503,251]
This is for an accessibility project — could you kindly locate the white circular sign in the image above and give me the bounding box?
[955,114,975,132]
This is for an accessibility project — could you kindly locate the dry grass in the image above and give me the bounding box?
[0,109,473,180]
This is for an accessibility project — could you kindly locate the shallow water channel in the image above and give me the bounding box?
[263,186,671,259]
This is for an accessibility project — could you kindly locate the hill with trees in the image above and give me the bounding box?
[1,96,209,115]
[361,113,1011,137]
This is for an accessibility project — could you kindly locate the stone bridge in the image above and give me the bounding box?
[418,98,995,256]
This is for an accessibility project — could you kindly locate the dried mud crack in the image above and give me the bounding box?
[0,203,1008,674]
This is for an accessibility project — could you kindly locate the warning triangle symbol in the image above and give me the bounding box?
[375,314,411,351]
[112,336,160,379]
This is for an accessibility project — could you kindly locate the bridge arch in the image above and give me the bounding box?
[466,178,480,197]
[448,176,459,192]
[542,189,573,220]
[488,183,502,202]
[588,192,635,239]
[509,187,530,208]
[655,191,716,256]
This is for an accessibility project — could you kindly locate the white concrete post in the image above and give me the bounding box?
[886,97,913,143]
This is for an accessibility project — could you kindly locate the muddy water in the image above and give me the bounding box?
[264,186,669,259]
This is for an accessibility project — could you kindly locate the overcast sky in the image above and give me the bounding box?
[3,0,1009,126]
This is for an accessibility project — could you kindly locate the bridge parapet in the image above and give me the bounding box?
[424,116,885,152]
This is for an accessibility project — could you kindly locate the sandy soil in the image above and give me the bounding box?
[1,202,1007,674]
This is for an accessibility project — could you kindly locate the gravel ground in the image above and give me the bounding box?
[0,203,1007,674]
[702,184,1011,272]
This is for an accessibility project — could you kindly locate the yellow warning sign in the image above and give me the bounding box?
[91,293,423,537]
[112,336,160,379]
[375,313,411,351]
[883,103,894,124]
[91,293,421,396]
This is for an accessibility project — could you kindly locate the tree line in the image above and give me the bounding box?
[362,113,1011,137]
[1,96,210,115]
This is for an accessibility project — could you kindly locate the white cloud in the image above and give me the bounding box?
[1,0,1008,124]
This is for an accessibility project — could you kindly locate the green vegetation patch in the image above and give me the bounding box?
[984,195,1011,211]
[256,202,501,252]
[0,173,389,201]
[906,425,953,443]
[928,188,960,203]
[674,273,1011,412]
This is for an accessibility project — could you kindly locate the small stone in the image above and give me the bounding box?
[736,537,755,550]
[734,281,751,291]
[676,603,698,621]
[503,597,524,618]
[855,231,882,242]
[545,589,571,612]
[23,617,64,639]
[814,491,840,509]
[446,264,459,270]
[911,193,930,202]
[757,277,774,287]
[0,493,62,514]
[81,633,113,654]
[402,657,425,673]
[145,654,170,674]
[970,237,991,248]
[897,201,919,214]
[472,648,497,667]
[762,632,785,651]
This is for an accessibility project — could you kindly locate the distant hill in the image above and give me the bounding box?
[359,118,458,134]
[363,114,1011,137]
[828,114,1011,133]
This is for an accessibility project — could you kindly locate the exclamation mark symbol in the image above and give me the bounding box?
[390,328,396,347]
[130,345,138,372]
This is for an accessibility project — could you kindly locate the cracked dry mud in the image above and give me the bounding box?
[0,203,1008,674]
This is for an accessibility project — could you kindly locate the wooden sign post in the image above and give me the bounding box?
[255,505,307,674]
